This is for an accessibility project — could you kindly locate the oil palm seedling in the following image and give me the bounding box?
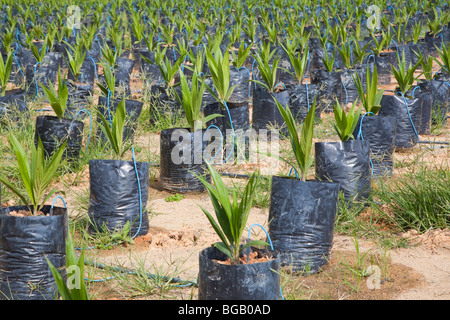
[353,64,384,115]
[90,97,150,236]
[65,41,87,82]
[96,98,132,160]
[250,44,281,93]
[47,231,91,300]
[40,67,69,120]
[435,42,450,77]
[330,99,362,142]
[172,70,221,132]
[205,46,237,106]
[0,132,67,216]
[273,96,316,181]
[196,161,280,300]
[280,43,309,85]
[195,162,267,264]
[269,97,340,273]
[391,50,423,94]
[231,42,252,70]
[0,52,13,97]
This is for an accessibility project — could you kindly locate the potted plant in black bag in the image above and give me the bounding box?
[416,49,449,128]
[250,41,290,140]
[96,60,143,144]
[88,98,149,238]
[315,99,372,207]
[0,133,67,300]
[378,51,422,150]
[0,52,13,97]
[159,69,221,193]
[352,64,397,177]
[37,67,85,161]
[203,46,250,163]
[268,97,340,274]
[280,42,321,123]
[195,161,281,300]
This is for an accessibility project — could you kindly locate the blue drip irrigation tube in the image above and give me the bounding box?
[396,91,422,147]
[33,62,42,101]
[13,45,25,80]
[130,146,143,239]
[205,99,236,165]
[66,150,196,287]
[356,112,375,176]
[88,56,98,82]
[247,223,284,300]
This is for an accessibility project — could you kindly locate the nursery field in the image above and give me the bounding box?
[0,0,449,301]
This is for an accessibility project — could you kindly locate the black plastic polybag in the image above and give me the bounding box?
[34,115,84,161]
[198,246,280,300]
[229,66,251,104]
[96,96,143,143]
[0,89,28,122]
[268,176,339,273]
[287,83,321,122]
[203,102,250,162]
[374,51,398,85]
[310,69,342,112]
[352,115,397,177]
[0,205,67,300]
[379,94,422,149]
[251,87,289,139]
[417,80,449,124]
[88,159,149,236]
[159,128,211,193]
[137,50,162,85]
[315,140,371,205]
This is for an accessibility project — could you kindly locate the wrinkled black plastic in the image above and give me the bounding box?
[96,96,143,143]
[204,102,250,134]
[25,52,62,95]
[229,67,251,104]
[148,85,181,124]
[287,83,321,122]
[12,47,36,86]
[204,102,250,162]
[310,69,342,112]
[136,49,162,84]
[315,140,371,205]
[159,128,211,193]
[198,246,280,300]
[65,82,94,119]
[0,205,67,300]
[407,87,432,135]
[0,89,28,122]
[268,176,339,273]
[115,57,135,95]
[251,87,289,139]
[352,115,397,177]
[88,159,149,236]
[417,80,449,124]
[34,115,84,161]
[379,94,422,149]
[374,52,398,85]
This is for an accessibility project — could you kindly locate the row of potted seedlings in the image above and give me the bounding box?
[0,0,448,300]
